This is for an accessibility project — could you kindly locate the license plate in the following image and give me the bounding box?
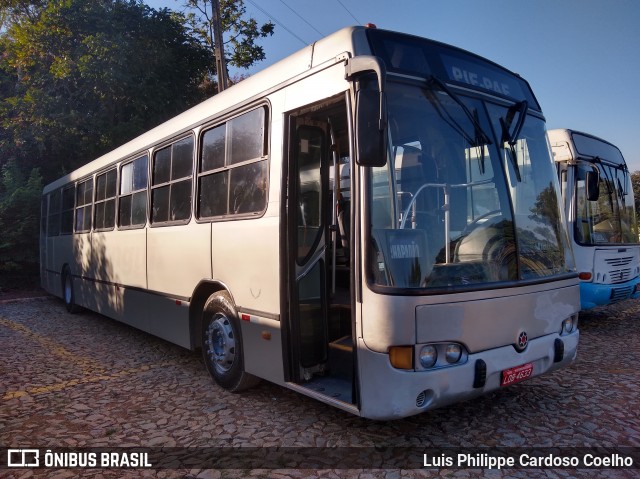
[501,362,533,387]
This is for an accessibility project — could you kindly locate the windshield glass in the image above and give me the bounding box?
[575,162,638,245]
[367,82,574,290]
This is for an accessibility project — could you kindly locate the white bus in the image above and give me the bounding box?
[41,25,579,420]
[548,128,640,310]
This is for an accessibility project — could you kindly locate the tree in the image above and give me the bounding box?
[184,0,274,85]
[0,0,215,287]
[1,0,214,180]
[632,171,640,218]
[0,161,42,288]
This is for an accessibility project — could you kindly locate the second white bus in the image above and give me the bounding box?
[549,128,640,309]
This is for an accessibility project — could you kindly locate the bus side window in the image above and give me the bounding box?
[198,106,268,219]
[75,178,93,233]
[94,168,117,231]
[151,136,194,224]
[47,189,62,237]
[60,186,75,234]
[119,155,148,228]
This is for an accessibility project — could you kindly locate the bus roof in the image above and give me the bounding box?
[44,25,540,193]
[548,128,626,167]
[43,26,371,193]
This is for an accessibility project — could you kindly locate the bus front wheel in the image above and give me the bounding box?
[201,292,259,392]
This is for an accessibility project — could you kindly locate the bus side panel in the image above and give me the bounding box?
[95,228,148,290]
[146,222,211,299]
[44,236,60,296]
[70,232,92,310]
[211,215,280,315]
[241,320,284,385]
[120,288,191,348]
[91,228,147,322]
[53,235,76,298]
[211,215,280,375]
[89,231,125,319]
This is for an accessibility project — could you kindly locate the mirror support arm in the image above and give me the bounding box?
[345,56,387,130]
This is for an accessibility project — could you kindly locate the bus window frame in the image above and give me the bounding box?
[47,188,62,237]
[60,184,75,235]
[74,177,94,234]
[149,133,196,227]
[118,153,149,230]
[94,167,118,232]
[196,104,270,223]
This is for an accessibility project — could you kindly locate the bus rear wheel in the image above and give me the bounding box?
[62,268,80,314]
[201,292,259,392]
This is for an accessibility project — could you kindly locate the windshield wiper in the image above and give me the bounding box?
[428,76,493,148]
[499,100,528,182]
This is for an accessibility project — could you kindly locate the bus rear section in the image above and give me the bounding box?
[549,128,640,310]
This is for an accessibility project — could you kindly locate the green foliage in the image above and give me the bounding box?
[184,0,274,73]
[1,0,214,180]
[632,170,640,217]
[0,0,216,288]
[0,161,42,288]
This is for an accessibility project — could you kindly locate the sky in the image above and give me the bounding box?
[147,0,640,171]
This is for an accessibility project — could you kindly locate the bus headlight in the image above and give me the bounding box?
[419,345,437,368]
[445,344,462,363]
[561,316,577,334]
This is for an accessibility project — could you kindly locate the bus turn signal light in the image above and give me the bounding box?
[578,272,592,281]
[389,346,413,370]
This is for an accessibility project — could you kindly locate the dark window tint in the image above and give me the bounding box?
[172,137,194,179]
[95,169,117,230]
[229,161,268,214]
[47,189,61,237]
[199,172,229,218]
[60,186,75,234]
[151,185,170,223]
[153,147,171,185]
[151,137,194,224]
[197,107,268,219]
[201,124,226,172]
[75,178,93,232]
[229,107,265,165]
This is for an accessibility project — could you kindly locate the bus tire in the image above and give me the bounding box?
[201,292,260,392]
[62,267,80,314]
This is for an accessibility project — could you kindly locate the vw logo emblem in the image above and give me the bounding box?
[516,331,528,352]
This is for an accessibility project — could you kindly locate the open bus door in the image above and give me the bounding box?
[284,97,356,407]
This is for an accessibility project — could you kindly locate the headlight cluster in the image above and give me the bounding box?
[561,315,578,335]
[389,343,468,370]
[417,343,466,370]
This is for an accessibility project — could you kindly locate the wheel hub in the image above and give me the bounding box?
[205,314,236,374]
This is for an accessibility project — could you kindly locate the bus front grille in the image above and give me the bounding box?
[608,268,632,283]
[604,256,634,267]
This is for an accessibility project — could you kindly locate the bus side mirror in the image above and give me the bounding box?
[355,89,387,167]
[346,56,388,167]
[586,170,599,201]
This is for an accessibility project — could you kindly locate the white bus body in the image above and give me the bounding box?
[41,26,579,420]
[549,128,640,309]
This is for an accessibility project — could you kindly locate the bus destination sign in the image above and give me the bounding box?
[441,55,527,101]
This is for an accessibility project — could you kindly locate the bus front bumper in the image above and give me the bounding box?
[357,330,579,420]
[580,278,640,310]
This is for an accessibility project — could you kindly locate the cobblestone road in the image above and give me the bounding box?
[1,296,640,479]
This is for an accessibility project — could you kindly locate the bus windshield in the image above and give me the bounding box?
[368,81,574,290]
[575,160,638,245]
